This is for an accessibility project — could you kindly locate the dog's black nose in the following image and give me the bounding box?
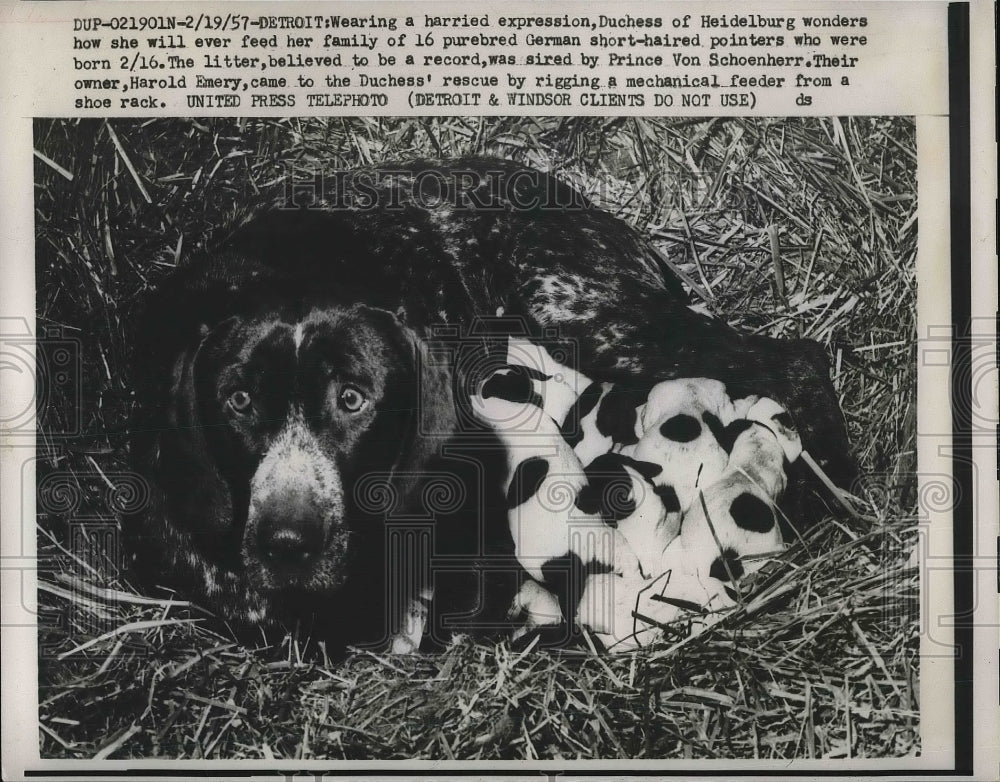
[257,514,324,571]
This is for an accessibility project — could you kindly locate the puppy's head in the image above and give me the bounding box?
[160,301,454,609]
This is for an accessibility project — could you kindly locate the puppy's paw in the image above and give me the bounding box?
[611,530,643,579]
[508,578,562,641]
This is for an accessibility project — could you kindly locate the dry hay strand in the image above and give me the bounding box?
[40,505,917,760]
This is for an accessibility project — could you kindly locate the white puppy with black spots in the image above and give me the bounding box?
[497,337,637,466]
[488,340,677,575]
[619,378,753,515]
[477,343,690,632]
[470,393,642,586]
[475,340,668,635]
[476,339,804,651]
[579,396,803,650]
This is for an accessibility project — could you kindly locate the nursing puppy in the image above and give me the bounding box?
[579,397,803,650]
[470,393,641,584]
[483,340,680,577]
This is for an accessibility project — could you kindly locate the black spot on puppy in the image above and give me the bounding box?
[772,411,797,432]
[623,456,662,483]
[709,548,745,582]
[575,453,662,524]
[507,457,549,509]
[573,487,601,516]
[595,385,647,446]
[702,413,754,454]
[729,492,775,533]
[560,381,603,447]
[659,414,701,442]
[540,552,590,623]
[576,454,629,520]
[482,365,551,410]
[701,411,724,441]
[575,454,632,521]
[653,484,681,513]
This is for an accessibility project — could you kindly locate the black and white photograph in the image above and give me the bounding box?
[31,115,924,761]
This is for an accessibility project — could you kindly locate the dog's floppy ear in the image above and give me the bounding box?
[148,319,237,538]
[388,327,459,503]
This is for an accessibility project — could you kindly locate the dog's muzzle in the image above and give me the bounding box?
[254,488,327,571]
[246,415,345,582]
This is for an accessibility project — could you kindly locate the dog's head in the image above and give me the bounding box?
[145,300,455,616]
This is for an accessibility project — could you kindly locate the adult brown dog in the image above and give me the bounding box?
[127,158,855,654]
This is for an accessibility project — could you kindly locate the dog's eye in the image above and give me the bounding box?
[227,390,253,414]
[338,385,368,413]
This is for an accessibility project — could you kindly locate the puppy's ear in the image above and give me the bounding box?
[746,397,803,463]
